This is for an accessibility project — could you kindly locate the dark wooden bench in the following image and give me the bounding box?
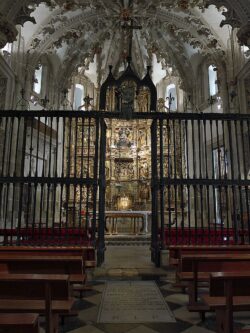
[0,245,96,264]
[177,254,250,312]
[0,253,87,297]
[169,245,250,267]
[203,271,250,333]
[0,313,39,333]
[170,245,250,290]
[0,273,75,333]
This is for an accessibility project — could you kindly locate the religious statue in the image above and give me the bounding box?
[78,95,94,111]
[137,89,149,112]
[120,81,136,115]
[157,98,169,112]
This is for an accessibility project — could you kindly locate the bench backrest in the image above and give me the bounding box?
[180,254,250,272]
[0,255,83,275]
[0,246,95,261]
[170,245,250,260]
[0,274,70,300]
[209,272,250,297]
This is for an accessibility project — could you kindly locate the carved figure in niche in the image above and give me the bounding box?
[138,129,147,147]
[157,98,169,112]
[120,81,136,114]
[137,89,149,112]
[105,165,110,178]
[139,161,149,179]
[116,127,131,148]
[115,87,121,111]
[139,184,150,200]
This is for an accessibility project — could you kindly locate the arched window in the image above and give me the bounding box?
[166,83,177,111]
[33,65,43,94]
[208,65,218,96]
[74,84,85,110]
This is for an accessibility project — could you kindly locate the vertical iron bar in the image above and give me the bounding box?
[185,120,191,244]
[73,117,78,233]
[97,118,107,266]
[92,117,100,245]
[221,120,229,243]
[210,119,217,243]
[0,118,8,228]
[191,119,197,243]
[85,118,91,233]
[234,120,244,242]
[216,119,223,243]
[159,119,165,250]
[203,119,210,244]
[228,120,238,243]
[17,117,28,244]
[179,120,184,244]
[172,119,178,244]
[167,117,171,245]
[151,119,159,265]
[79,117,85,231]
[198,119,204,242]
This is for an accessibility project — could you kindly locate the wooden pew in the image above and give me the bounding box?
[0,250,94,297]
[0,313,39,333]
[0,254,85,285]
[170,245,250,290]
[203,271,250,333]
[0,273,75,333]
[0,245,96,264]
[177,254,250,312]
[169,244,250,267]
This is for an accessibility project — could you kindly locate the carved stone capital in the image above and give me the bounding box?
[237,22,250,47]
[0,15,18,48]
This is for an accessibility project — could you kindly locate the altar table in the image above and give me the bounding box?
[105,211,151,234]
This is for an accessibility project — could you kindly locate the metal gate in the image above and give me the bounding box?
[0,111,104,254]
[151,113,250,266]
[0,111,249,267]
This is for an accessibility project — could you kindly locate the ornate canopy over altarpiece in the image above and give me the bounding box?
[99,58,157,114]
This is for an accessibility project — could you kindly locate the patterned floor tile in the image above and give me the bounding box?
[58,317,86,333]
[73,298,96,311]
[180,325,216,333]
[78,305,99,323]
[84,293,103,305]
[126,325,163,333]
[165,293,189,306]
[146,320,192,333]
[68,324,106,333]
[166,301,183,312]
[198,317,244,333]
[94,323,139,333]
[173,306,204,325]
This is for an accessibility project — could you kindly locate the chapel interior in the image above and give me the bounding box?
[0,0,250,332]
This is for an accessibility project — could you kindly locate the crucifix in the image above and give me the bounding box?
[78,95,93,111]
[121,8,142,58]
[166,93,175,112]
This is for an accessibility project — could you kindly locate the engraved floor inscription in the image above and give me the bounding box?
[97,281,176,323]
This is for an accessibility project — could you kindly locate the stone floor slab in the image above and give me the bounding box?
[98,281,175,323]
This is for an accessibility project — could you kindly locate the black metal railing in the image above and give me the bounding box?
[0,111,249,267]
[0,111,102,247]
[150,113,250,265]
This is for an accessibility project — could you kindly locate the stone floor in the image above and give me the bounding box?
[45,246,250,333]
